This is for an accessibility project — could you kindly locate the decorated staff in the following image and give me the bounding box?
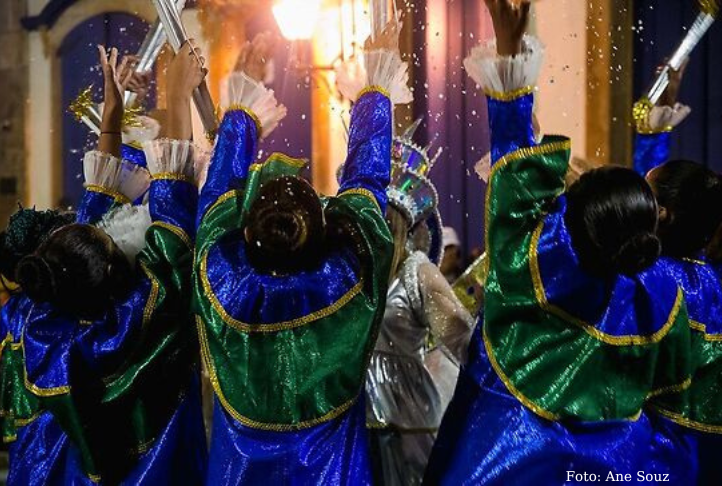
[152,0,218,136]
[123,0,187,107]
[638,0,718,111]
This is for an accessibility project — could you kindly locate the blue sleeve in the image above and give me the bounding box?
[338,90,392,213]
[121,144,147,168]
[150,179,199,241]
[487,93,537,165]
[198,110,259,225]
[75,189,118,225]
[633,132,671,176]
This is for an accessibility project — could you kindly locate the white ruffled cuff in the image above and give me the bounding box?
[220,72,287,139]
[83,150,151,201]
[143,139,207,185]
[464,35,544,99]
[335,49,413,105]
[97,203,152,265]
[122,115,161,146]
[646,104,691,133]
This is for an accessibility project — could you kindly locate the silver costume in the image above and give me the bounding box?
[366,251,474,485]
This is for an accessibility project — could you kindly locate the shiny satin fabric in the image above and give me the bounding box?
[194,89,393,484]
[484,136,691,421]
[207,398,372,486]
[76,190,117,225]
[17,178,202,482]
[633,132,671,176]
[487,94,536,163]
[121,144,148,168]
[425,326,699,486]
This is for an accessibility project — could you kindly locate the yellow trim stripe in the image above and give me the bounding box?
[84,184,131,204]
[151,221,193,251]
[151,172,196,185]
[196,317,357,431]
[689,319,722,342]
[528,219,684,346]
[484,85,535,101]
[249,152,308,172]
[224,105,263,138]
[199,252,363,333]
[650,405,722,435]
[646,377,692,399]
[358,85,391,100]
[338,188,382,212]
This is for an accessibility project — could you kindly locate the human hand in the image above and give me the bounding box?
[119,55,153,103]
[235,32,277,82]
[98,45,130,122]
[659,59,688,108]
[166,39,207,101]
[364,16,402,52]
[483,0,531,56]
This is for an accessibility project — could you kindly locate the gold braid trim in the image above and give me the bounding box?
[529,219,684,346]
[646,377,692,399]
[689,319,722,342]
[484,85,535,101]
[483,139,572,284]
[202,190,240,222]
[15,410,43,428]
[199,252,363,333]
[2,434,16,444]
[358,85,391,100]
[224,105,263,138]
[650,405,722,434]
[338,188,382,212]
[84,184,132,204]
[482,323,560,421]
[632,97,672,134]
[196,317,358,431]
[249,152,308,172]
[151,172,196,185]
[140,261,160,328]
[151,222,193,251]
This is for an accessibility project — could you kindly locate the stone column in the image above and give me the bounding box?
[0,0,28,225]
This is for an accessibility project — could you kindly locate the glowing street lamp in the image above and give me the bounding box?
[272,0,322,41]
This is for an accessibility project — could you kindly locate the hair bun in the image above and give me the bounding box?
[611,232,661,276]
[16,255,57,302]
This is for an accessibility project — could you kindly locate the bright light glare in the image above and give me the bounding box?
[273,0,322,40]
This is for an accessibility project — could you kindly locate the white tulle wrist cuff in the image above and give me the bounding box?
[336,49,413,105]
[143,139,208,185]
[464,35,544,100]
[220,72,287,139]
[83,151,151,202]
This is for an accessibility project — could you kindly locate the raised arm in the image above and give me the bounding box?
[336,19,412,213]
[465,0,540,163]
[76,47,151,224]
[198,34,286,222]
[633,64,690,175]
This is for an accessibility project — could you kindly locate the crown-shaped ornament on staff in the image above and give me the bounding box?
[635,0,718,123]
[69,0,186,136]
[152,0,218,137]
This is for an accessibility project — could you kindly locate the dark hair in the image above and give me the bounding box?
[648,160,722,258]
[16,224,133,318]
[0,207,75,281]
[565,166,661,277]
[244,176,325,274]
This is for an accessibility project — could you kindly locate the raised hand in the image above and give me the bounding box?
[167,39,207,103]
[98,46,130,122]
[483,0,532,56]
[234,32,277,82]
[659,59,688,108]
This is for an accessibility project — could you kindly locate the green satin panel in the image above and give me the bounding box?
[484,135,692,422]
[194,160,393,429]
[37,223,197,479]
[652,331,722,433]
[0,341,39,442]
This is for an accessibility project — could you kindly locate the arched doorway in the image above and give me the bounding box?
[58,12,154,206]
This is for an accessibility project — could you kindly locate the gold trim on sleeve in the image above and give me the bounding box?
[224,105,263,138]
[84,184,132,205]
[358,85,391,100]
[528,219,684,346]
[196,317,358,431]
[338,188,382,211]
[650,405,722,434]
[151,173,196,185]
[151,222,193,251]
[199,253,363,333]
[484,85,535,101]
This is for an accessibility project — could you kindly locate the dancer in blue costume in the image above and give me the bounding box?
[425,1,693,484]
[1,42,209,484]
[193,21,411,485]
[632,65,722,485]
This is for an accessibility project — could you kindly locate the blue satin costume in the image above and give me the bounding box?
[424,89,695,485]
[195,90,393,485]
[3,153,207,485]
[633,127,722,485]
